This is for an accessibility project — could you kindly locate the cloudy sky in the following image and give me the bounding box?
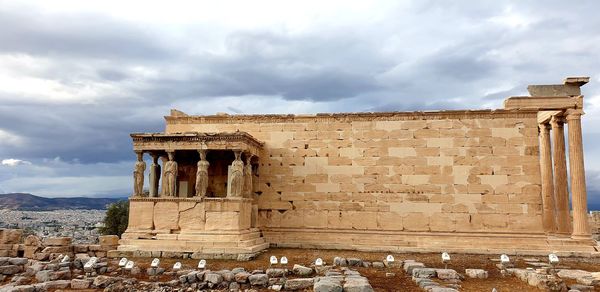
[1,0,600,206]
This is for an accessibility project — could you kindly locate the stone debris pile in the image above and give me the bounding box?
[405,259,462,291]
[497,256,600,291]
[1,230,119,263]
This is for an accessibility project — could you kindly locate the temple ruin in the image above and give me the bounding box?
[119,77,597,258]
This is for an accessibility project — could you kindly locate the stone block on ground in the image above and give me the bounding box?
[8,258,28,265]
[98,235,119,246]
[0,265,22,275]
[436,269,459,280]
[404,262,425,274]
[24,235,41,246]
[235,271,250,283]
[314,277,342,292]
[71,278,91,289]
[333,257,347,267]
[292,264,313,276]
[248,273,268,286]
[465,269,488,279]
[45,279,71,289]
[0,229,22,244]
[347,258,363,267]
[266,268,285,278]
[412,268,437,279]
[204,272,223,285]
[285,278,314,290]
[343,276,374,292]
[43,237,71,247]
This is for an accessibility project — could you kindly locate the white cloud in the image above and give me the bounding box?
[0,129,24,146]
[1,158,32,166]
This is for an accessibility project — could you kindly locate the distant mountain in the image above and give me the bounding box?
[0,193,125,211]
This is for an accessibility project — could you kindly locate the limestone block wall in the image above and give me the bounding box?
[127,198,252,232]
[165,110,543,235]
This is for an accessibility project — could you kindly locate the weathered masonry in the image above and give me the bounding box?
[119,77,597,257]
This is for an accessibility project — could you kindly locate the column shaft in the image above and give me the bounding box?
[539,123,557,233]
[566,110,592,239]
[149,154,160,197]
[551,116,571,236]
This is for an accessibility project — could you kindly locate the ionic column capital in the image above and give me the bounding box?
[550,115,565,127]
[538,123,552,131]
[565,109,585,121]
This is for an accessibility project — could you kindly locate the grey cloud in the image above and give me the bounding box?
[1,1,600,200]
[0,10,172,60]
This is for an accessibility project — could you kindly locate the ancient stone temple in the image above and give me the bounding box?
[119,77,597,257]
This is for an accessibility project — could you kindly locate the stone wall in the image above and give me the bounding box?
[165,110,543,240]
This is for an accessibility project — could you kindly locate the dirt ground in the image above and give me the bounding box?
[5,247,598,291]
[122,247,600,291]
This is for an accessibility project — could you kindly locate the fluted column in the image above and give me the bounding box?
[550,115,570,236]
[539,123,557,234]
[149,153,161,197]
[566,109,592,239]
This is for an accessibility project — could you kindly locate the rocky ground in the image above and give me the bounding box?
[2,247,600,291]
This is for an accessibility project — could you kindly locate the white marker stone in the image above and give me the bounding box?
[386,255,395,263]
[61,255,70,263]
[315,258,323,266]
[280,256,288,265]
[84,257,98,269]
[442,252,451,262]
[270,256,278,265]
[500,254,510,264]
[173,262,182,271]
[198,259,206,269]
[125,260,134,270]
[118,258,128,267]
[548,253,559,264]
[151,258,160,268]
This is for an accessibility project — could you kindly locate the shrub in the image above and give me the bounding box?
[100,200,129,237]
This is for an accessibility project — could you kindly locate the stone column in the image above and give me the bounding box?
[148,153,161,197]
[566,109,592,239]
[550,115,570,236]
[133,151,146,197]
[538,123,557,234]
[244,154,254,197]
[159,155,168,196]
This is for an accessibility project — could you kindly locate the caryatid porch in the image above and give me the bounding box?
[119,132,269,258]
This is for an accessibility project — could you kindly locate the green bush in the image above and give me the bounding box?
[100,200,129,237]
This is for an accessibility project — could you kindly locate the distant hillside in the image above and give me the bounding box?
[0,193,125,211]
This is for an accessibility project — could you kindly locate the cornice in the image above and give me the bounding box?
[164,109,538,124]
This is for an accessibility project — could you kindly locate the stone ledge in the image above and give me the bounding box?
[165,109,539,124]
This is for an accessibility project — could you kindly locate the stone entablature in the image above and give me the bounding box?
[121,76,597,256]
[131,132,264,156]
[165,109,539,124]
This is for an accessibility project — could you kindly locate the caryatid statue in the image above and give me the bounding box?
[243,154,254,197]
[227,150,244,198]
[195,150,209,197]
[163,151,178,197]
[133,151,146,197]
